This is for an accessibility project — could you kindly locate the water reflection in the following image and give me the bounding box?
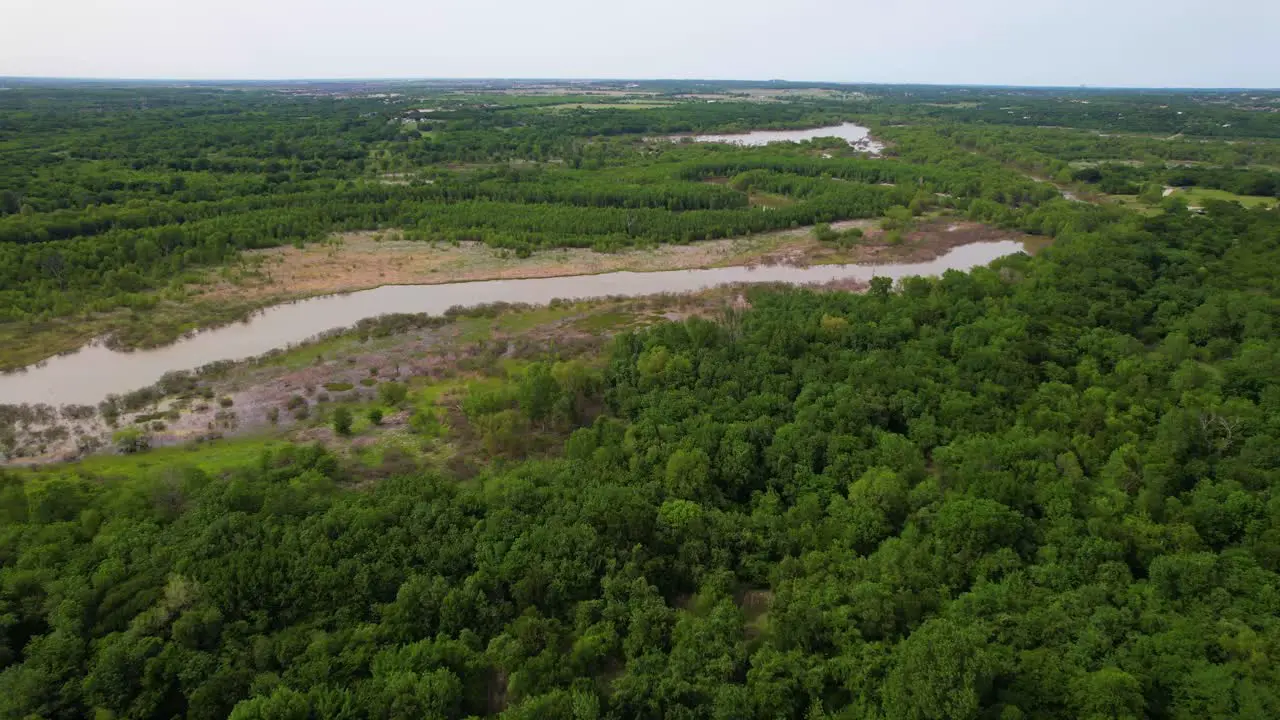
[674,122,883,153]
[0,241,1023,406]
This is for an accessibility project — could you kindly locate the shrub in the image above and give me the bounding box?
[462,386,518,420]
[61,405,96,421]
[113,427,150,454]
[218,396,234,408]
[324,382,354,392]
[378,382,409,407]
[99,396,121,425]
[409,408,441,437]
[813,223,840,242]
[332,407,353,436]
[882,205,914,231]
[367,408,384,425]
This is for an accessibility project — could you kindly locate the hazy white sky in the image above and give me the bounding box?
[2,0,1277,87]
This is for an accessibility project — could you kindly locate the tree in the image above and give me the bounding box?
[1138,182,1165,205]
[518,363,560,424]
[112,427,150,454]
[332,407,353,436]
[378,382,408,407]
[664,448,711,499]
[1070,667,1145,720]
[883,619,1000,720]
[40,252,68,290]
[869,276,893,298]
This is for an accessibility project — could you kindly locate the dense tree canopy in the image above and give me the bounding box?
[3,81,1280,718]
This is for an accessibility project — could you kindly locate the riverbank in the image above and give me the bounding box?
[191,218,1012,304]
[1,224,1039,466]
[1,288,751,467]
[0,217,1032,373]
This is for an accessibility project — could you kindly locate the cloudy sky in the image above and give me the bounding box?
[2,0,1277,87]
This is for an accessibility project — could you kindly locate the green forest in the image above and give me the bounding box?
[3,80,1280,719]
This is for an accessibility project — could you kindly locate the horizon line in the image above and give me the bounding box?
[2,75,1278,92]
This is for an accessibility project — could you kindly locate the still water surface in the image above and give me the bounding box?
[688,122,884,153]
[0,241,1023,407]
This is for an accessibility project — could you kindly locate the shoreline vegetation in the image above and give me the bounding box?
[1,219,1031,466]
[1,290,722,466]
[0,217,1028,372]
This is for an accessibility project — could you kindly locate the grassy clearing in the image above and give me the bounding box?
[0,319,107,371]
[32,435,287,479]
[260,333,370,371]
[1171,187,1277,209]
[451,305,583,343]
[748,192,797,209]
[1108,187,1277,215]
[1106,194,1164,216]
[0,296,270,372]
[573,311,639,332]
[1067,159,1148,169]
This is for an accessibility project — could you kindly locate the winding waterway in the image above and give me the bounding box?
[0,241,1024,407]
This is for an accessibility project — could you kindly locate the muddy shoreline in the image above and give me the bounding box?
[0,288,755,466]
[0,219,1027,373]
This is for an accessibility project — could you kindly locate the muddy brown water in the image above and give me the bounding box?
[0,241,1023,407]
[678,122,884,153]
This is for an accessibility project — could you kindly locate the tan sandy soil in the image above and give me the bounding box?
[193,219,1028,305]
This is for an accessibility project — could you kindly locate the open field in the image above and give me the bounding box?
[1169,186,1277,208]
[1105,186,1277,214]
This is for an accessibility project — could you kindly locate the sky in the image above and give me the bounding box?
[2,0,1277,88]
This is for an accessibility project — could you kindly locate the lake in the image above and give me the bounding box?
[678,122,883,153]
[0,240,1023,407]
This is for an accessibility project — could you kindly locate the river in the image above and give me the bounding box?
[0,240,1023,407]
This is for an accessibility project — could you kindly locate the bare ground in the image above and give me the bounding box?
[193,218,1029,305]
